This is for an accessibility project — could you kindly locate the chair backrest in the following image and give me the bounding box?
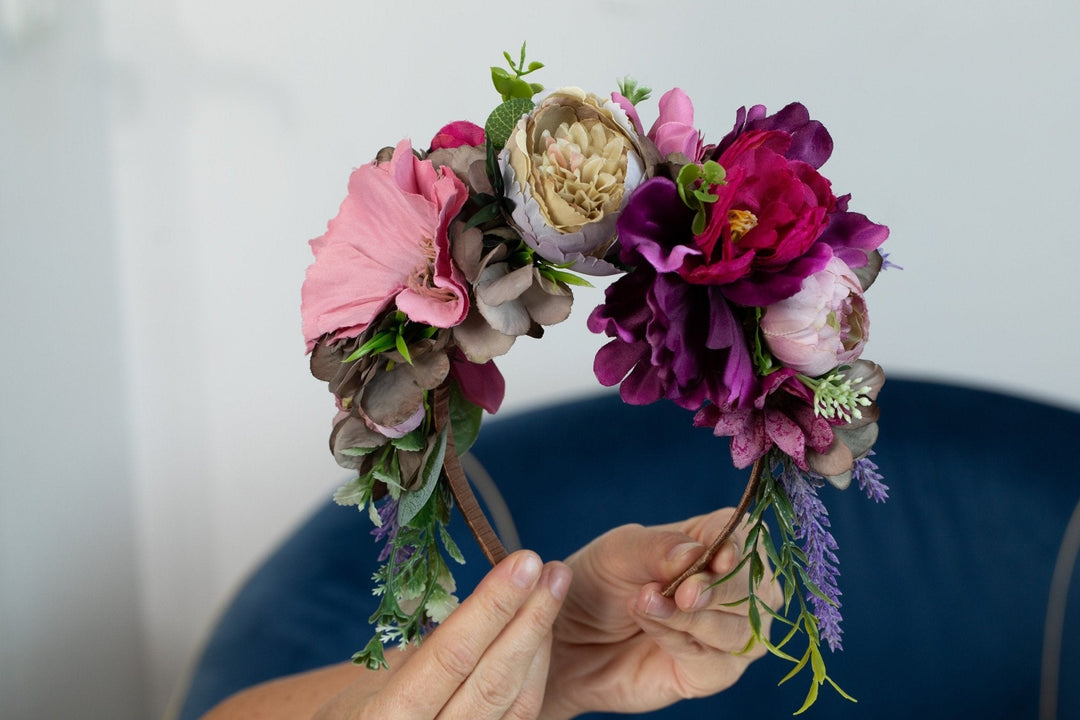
[178,379,1080,720]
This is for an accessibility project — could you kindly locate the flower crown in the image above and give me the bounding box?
[301,45,892,711]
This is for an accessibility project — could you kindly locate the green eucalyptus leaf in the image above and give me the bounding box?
[507,77,536,100]
[397,427,448,527]
[485,98,534,152]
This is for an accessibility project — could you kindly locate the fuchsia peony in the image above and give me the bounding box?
[760,256,869,377]
[301,138,470,350]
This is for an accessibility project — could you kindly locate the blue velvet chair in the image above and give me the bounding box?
[176,379,1080,719]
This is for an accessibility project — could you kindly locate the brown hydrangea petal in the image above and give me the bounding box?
[310,339,343,382]
[330,414,386,469]
[521,270,573,326]
[476,264,534,336]
[360,349,450,428]
[449,223,485,283]
[426,145,489,194]
[451,308,517,363]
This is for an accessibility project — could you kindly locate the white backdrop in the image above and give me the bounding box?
[3,0,1079,717]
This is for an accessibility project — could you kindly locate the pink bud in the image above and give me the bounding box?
[760,256,868,377]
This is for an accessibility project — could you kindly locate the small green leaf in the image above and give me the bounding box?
[538,266,594,288]
[391,427,426,452]
[793,679,820,715]
[339,445,380,457]
[397,427,447,526]
[438,523,466,564]
[395,333,412,365]
[464,201,502,230]
[825,676,857,702]
[333,475,373,507]
[748,597,762,636]
[809,642,826,683]
[484,98,534,152]
[779,646,811,686]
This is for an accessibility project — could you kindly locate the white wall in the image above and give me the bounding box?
[3,0,1079,717]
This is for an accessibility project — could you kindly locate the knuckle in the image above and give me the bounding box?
[430,641,477,685]
[473,666,518,711]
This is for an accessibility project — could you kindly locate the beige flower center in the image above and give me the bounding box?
[727,209,759,243]
[532,119,629,233]
[407,237,457,304]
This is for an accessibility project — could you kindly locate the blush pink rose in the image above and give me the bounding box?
[760,256,868,377]
[301,139,470,350]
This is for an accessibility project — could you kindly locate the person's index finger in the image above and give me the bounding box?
[371,550,543,718]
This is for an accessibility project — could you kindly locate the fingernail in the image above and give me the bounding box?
[512,552,543,589]
[642,590,675,619]
[692,586,714,611]
[546,564,572,601]
[668,542,705,565]
[715,540,739,573]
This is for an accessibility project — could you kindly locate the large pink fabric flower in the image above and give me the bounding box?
[301,139,470,350]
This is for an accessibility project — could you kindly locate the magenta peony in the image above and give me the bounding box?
[760,256,869,377]
[301,139,470,350]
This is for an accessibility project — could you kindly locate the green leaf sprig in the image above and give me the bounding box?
[676,160,727,235]
[720,455,856,713]
[490,42,544,102]
[342,311,438,366]
[617,76,652,106]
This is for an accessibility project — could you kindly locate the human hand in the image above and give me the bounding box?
[540,508,782,719]
[314,550,572,720]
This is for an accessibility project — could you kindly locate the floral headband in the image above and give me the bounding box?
[301,45,892,711]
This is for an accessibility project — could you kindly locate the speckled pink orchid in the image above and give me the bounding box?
[301,139,469,350]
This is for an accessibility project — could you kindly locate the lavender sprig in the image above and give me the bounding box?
[779,464,844,652]
[853,451,889,503]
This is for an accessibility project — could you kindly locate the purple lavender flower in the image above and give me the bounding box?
[853,451,889,503]
[372,497,416,565]
[779,462,844,651]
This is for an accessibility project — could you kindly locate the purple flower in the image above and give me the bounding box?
[372,497,415,564]
[852,451,889,503]
[713,102,834,170]
[588,184,757,410]
[779,462,844,652]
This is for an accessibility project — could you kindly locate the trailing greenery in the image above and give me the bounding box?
[722,455,855,714]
